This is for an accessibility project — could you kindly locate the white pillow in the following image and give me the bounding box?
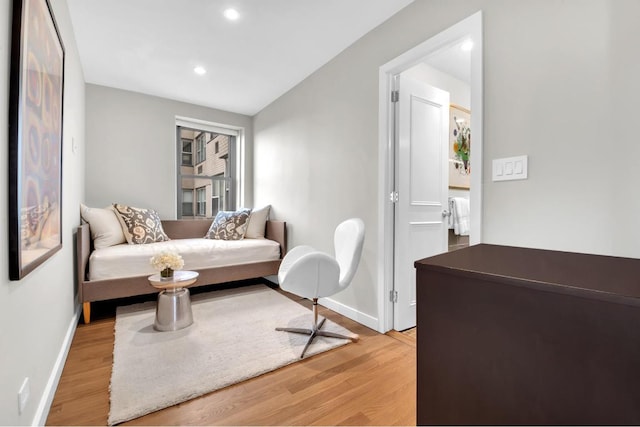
[245,205,271,239]
[80,204,127,249]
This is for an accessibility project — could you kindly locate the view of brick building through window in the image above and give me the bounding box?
[178,128,233,219]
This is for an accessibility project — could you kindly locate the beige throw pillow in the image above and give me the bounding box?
[205,209,251,240]
[112,204,170,244]
[245,205,271,239]
[80,204,127,249]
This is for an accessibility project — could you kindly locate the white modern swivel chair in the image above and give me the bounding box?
[276,218,365,358]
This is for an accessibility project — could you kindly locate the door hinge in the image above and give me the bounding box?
[390,191,399,203]
[391,90,399,103]
[390,290,398,303]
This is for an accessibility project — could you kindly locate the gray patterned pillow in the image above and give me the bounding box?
[113,204,170,244]
[205,209,251,240]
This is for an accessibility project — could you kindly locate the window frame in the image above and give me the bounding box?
[181,188,194,217]
[196,187,206,216]
[195,133,206,164]
[175,117,244,219]
[181,138,193,166]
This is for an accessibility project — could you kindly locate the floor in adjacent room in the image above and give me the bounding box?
[46,281,416,426]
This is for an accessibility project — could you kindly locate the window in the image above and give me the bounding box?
[196,187,206,216]
[181,139,193,166]
[211,196,220,217]
[176,119,240,220]
[195,133,206,164]
[182,189,194,216]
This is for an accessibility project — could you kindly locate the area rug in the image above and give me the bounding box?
[108,284,354,425]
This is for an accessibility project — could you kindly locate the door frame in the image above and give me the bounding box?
[376,11,484,332]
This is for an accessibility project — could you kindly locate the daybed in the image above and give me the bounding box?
[77,219,287,323]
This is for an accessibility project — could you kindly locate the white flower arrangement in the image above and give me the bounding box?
[150,250,184,272]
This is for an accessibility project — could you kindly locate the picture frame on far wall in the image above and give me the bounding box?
[8,0,65,280]
[448,104,471,190]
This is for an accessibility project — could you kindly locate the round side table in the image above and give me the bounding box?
[148,270,199,331]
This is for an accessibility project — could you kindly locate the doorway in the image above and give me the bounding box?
[377,11,483,332]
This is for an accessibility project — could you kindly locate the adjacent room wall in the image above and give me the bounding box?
[403,62,471,201]
[0,0,85,424]
[253,0,640,327]
[403,62,470,110]
[84,85,254,218]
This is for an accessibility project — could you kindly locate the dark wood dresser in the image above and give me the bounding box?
[415,244,640,425]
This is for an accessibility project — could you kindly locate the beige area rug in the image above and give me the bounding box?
[108,284,353,425]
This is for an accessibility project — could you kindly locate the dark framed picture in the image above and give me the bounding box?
[8,0,65,280]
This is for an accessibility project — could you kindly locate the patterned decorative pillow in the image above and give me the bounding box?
[112,204,170,245]
[205,209,251,240]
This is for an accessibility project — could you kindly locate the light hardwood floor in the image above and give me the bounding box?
[46,282,416,426]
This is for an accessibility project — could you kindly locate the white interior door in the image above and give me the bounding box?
[393,74,449,331]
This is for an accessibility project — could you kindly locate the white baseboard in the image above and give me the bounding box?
[33,304,81,426]
[270,275,380,332]
[318,297,378,331]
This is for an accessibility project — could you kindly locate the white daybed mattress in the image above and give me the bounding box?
[89,238,281,281]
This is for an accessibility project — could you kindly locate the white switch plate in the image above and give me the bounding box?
[493,155,528,181]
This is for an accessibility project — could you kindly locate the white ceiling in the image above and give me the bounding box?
[67,0,413,116]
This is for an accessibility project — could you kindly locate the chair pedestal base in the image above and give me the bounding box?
[276,300,359,358]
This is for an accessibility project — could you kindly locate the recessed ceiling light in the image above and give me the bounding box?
[223,8,240,21]
[460,39,474,52]
[194,66,206,75]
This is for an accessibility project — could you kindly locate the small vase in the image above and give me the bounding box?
[160,267,174,278]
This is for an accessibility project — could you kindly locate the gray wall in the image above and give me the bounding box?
[0,0,85,424]
[253,0,640,324]
[85,84,254,218]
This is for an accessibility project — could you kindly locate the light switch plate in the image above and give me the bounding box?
[493,155,528,181]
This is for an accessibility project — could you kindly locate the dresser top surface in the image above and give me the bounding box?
[415,244,640,301]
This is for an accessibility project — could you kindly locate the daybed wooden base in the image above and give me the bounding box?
[77,219,287,323]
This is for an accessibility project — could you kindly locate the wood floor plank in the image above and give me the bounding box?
[287,341,415,426]
[387,329,417,347]
[46,285,416,426]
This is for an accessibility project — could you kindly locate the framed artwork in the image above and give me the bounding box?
[448,104,471,189]
[8,0,65,280]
